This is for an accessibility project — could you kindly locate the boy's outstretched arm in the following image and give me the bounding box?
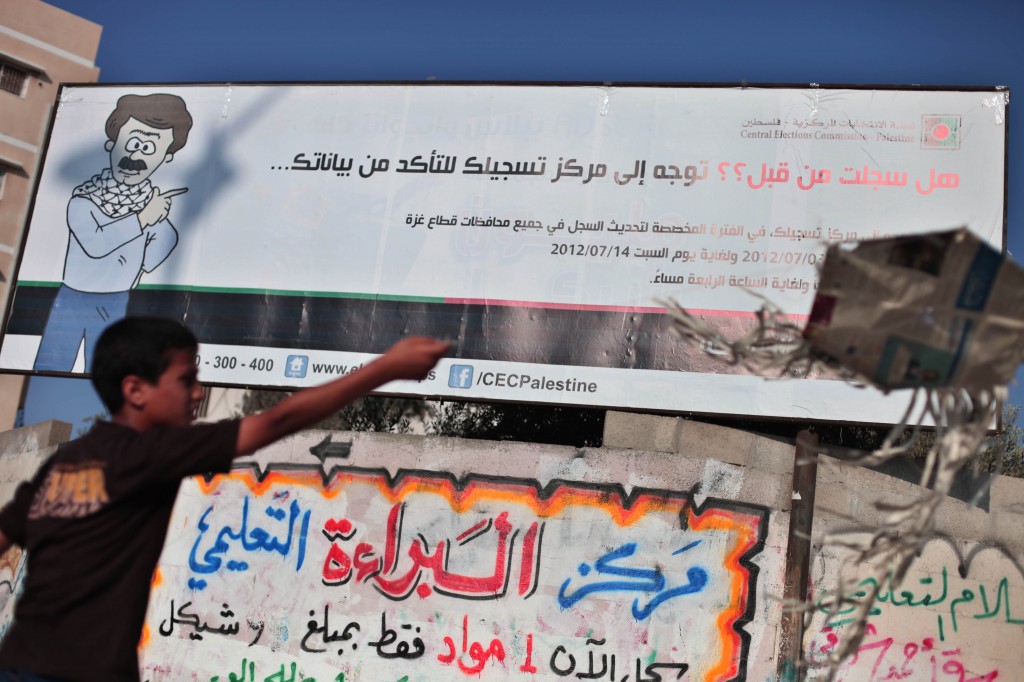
[236,337,449,456]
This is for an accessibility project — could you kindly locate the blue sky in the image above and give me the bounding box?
[21,0,1024,430]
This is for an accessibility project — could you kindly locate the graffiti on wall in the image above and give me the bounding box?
[0,546,25,638]
[142,460,769,681]
[804,538,1024,681]
[0,441,50,643]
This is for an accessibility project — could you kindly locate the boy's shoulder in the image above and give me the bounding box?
[46,418,239,488]
[50,421,134,459]
[53,419,196,459]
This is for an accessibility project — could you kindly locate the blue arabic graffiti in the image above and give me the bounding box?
[557,541,708,620]
[187,496,311,590]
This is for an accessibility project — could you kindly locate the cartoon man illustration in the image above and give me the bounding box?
[33,93,193,371]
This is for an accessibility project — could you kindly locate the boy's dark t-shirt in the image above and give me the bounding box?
[0,418,239,682]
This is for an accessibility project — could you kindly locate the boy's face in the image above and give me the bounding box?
[144,348,203,427]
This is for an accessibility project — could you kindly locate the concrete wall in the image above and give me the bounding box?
[803,451,1024,681]
[1,416,789,681]
[0,419,70,634]
[2,412,1022,680]
[604,411,1024,681]
[145,427,788,681]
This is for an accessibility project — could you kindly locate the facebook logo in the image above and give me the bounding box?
[285,355,309,378]
[448,364,474,389]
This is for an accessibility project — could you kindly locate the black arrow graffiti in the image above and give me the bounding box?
[309,435,353,463]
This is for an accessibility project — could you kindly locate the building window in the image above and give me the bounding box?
[0,62,28,96]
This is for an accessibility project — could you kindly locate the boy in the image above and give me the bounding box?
[0,317,448,682]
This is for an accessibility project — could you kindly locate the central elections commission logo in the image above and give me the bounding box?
[448,364,474,389]
[285,355,309,378]
[921,115,960,150]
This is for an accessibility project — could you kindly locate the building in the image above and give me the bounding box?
[0,0,100,429]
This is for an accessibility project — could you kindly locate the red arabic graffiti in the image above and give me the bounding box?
[808,625,999,682]
[322,503,541,600]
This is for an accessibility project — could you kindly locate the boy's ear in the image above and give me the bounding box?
[121,374,149,410]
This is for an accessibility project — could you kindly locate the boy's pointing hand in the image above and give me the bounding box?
[380,337,451,381]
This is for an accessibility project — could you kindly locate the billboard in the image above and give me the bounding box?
[0,83,1008,423]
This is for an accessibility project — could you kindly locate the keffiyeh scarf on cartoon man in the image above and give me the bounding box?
[72,169,153,219]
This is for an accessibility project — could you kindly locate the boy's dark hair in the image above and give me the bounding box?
[91,317,198,413]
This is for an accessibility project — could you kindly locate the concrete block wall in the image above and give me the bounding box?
[1,415,789,681]
[0,420,71,638]
[606,411,1024,681]
[805,451,1024,680]
[147,426,789,681]
[4,412,1021,680]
